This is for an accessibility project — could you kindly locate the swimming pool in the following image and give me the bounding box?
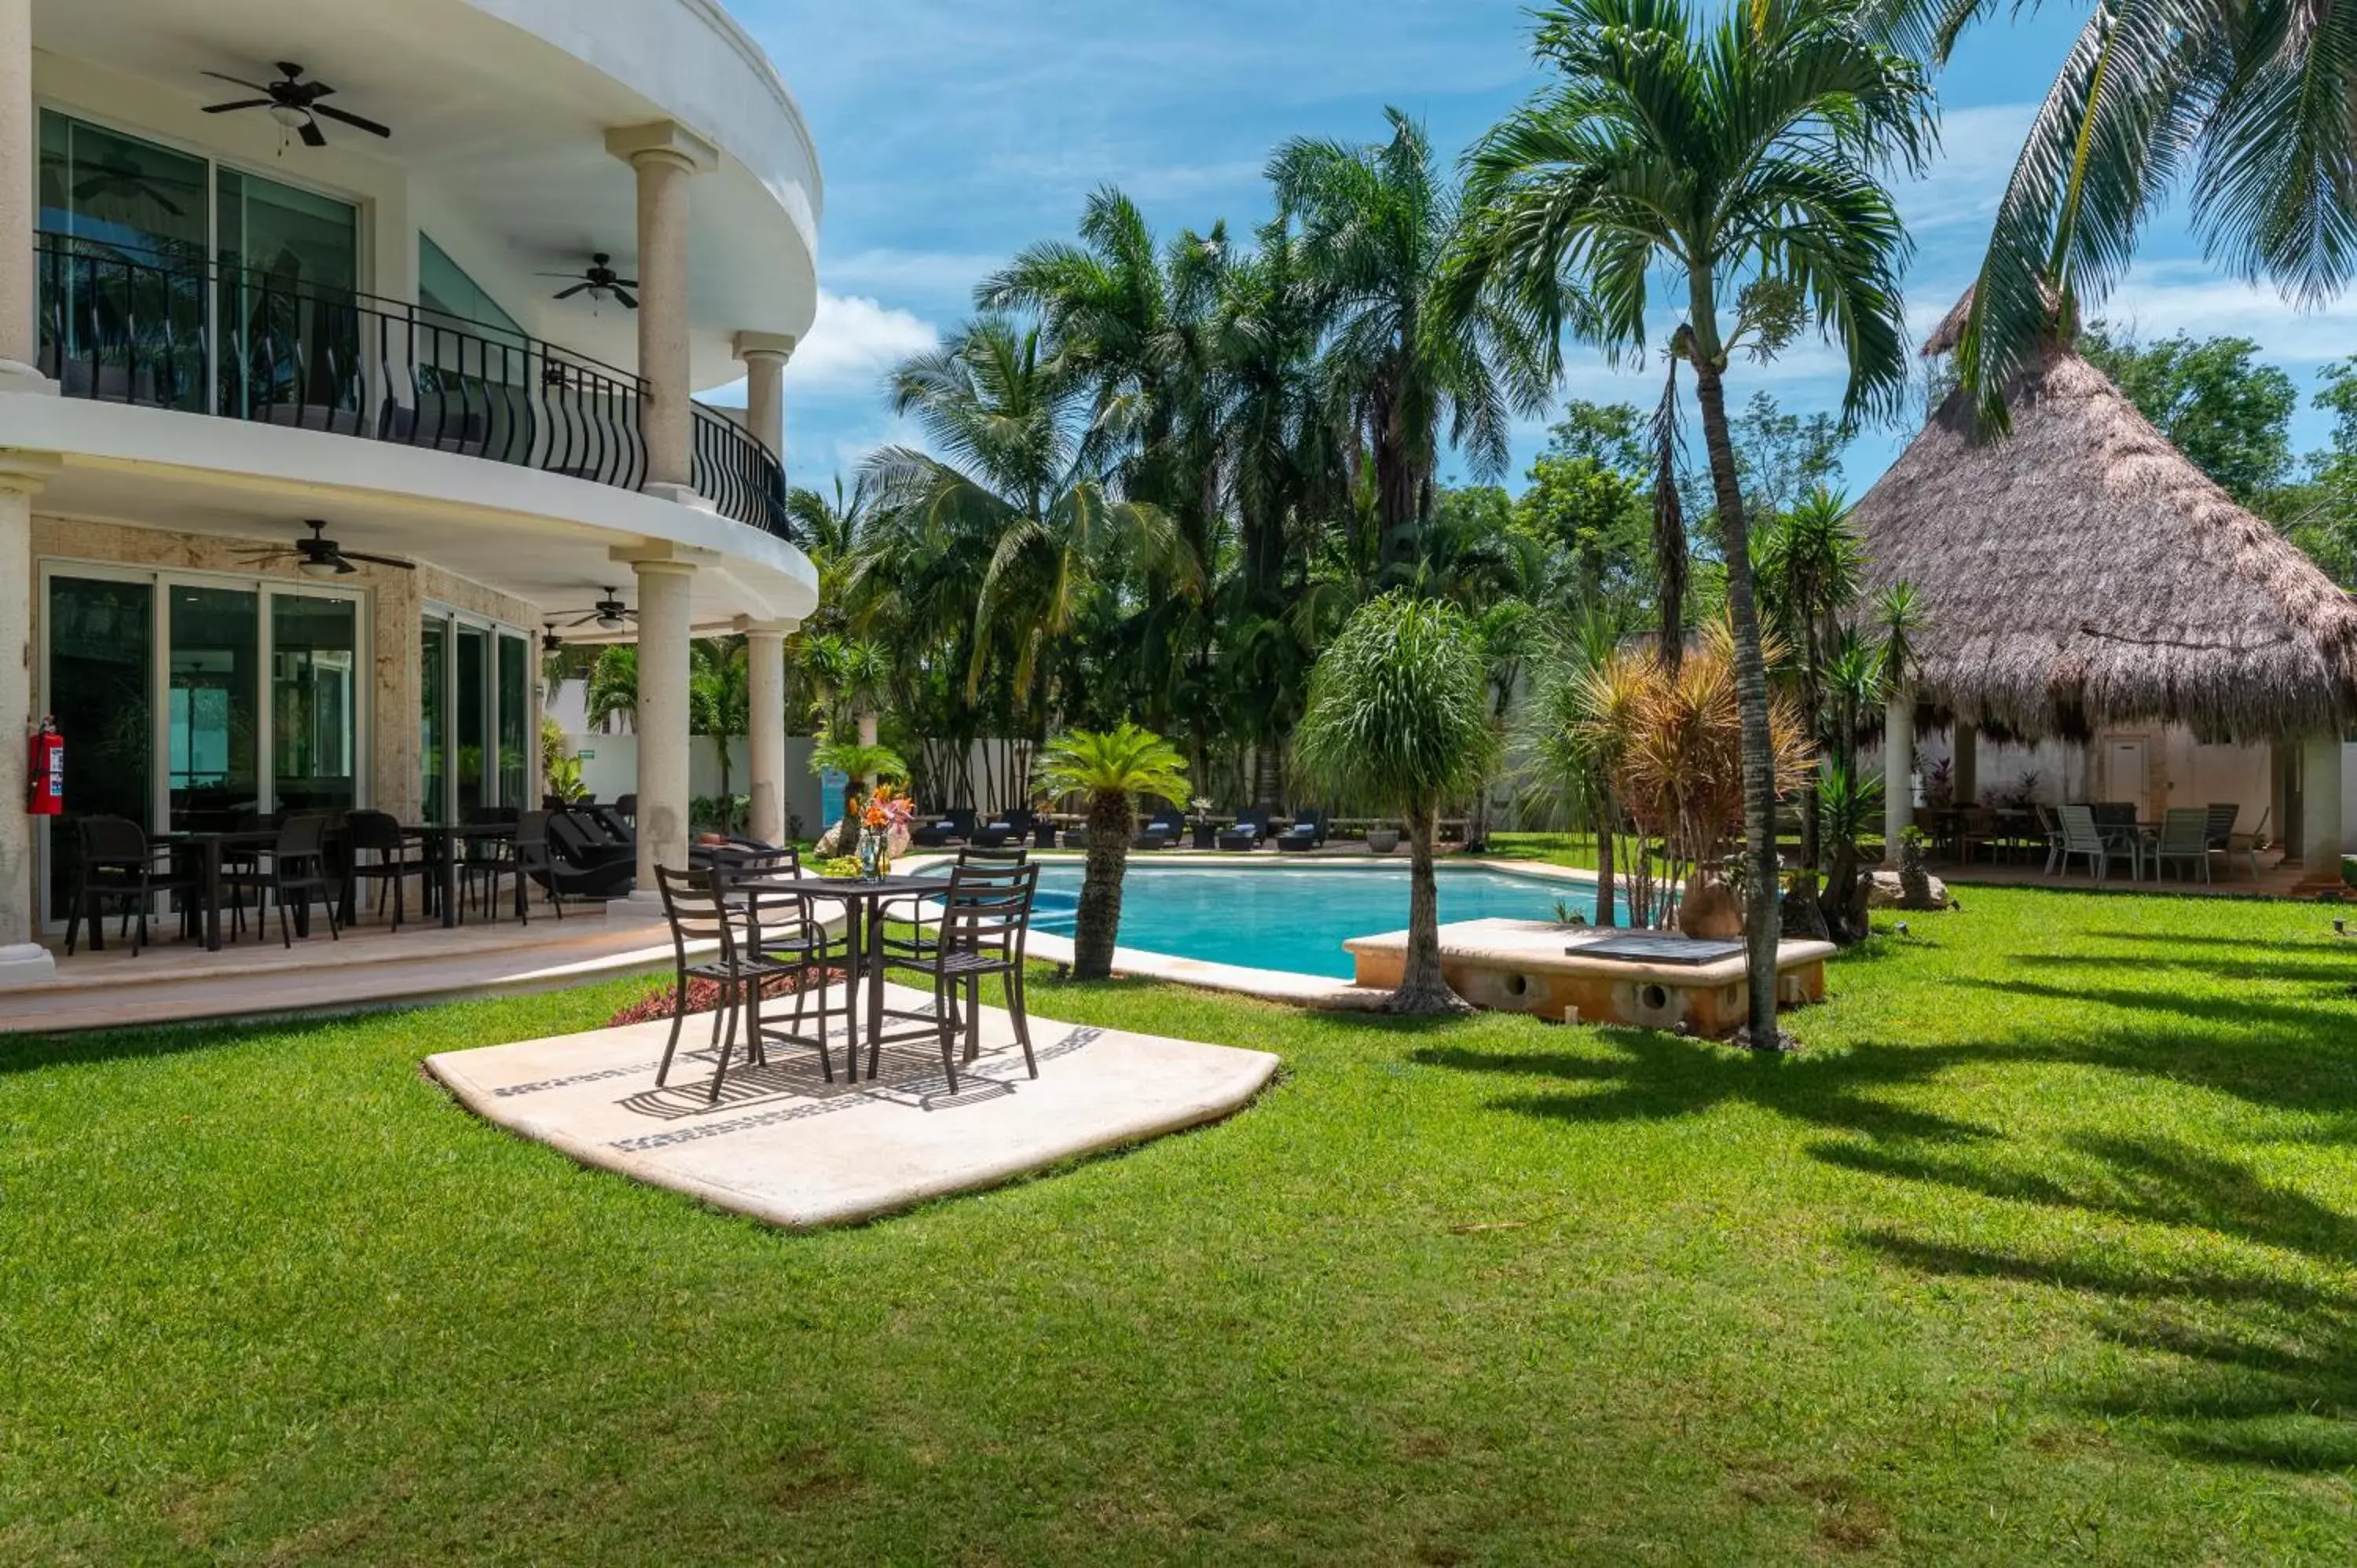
[1027,861,1601,979]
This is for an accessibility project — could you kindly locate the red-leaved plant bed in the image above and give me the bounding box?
[608,968,845,1028]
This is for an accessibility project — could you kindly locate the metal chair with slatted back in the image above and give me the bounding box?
[653,866,816,1102]
[882,860,1040,1094]
[882,843,1027,962]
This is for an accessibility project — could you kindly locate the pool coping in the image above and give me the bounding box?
[902,852,1603,1009]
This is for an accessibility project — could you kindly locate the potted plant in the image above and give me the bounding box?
[1365,821,1401,854]
[1189,797,1218,851]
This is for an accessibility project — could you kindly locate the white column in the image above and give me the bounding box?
[0,455,59,985]
[1882,689,1915,866]
[2300,731,2345,885]
[733,332,796,471]
[0,0,52,392]
[607,124,717,500]
[744,623,789,846]
[632,560,695,890]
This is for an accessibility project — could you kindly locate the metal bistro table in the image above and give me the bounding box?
[732,872,953,1081]
[404,822,525,928]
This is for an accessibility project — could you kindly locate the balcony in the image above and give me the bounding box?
[32,233,790,538]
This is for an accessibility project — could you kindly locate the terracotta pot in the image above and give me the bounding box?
[1678,881,1743,940]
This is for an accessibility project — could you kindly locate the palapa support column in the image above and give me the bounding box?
[1882,689,1915,867]
[2297,730,2347,888]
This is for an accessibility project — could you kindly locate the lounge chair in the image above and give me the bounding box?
[1274,808,1327,854]
[546,808,639,897]
[2147,806,2214,882]
[2058,804,2137,881]
[1133,809,1183,851]
[973,808,1034,850]
[1218,806,1271,852]
[911,807,979,848]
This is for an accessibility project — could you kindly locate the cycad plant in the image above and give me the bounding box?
[1034,723,1191,980]
[1294,593,1499,1013]
[810,735,909,853]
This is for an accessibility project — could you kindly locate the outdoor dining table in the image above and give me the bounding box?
[401,822,525,929]
[163,828,286,952]
[726,873,954,1082]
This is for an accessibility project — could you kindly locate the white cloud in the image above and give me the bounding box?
[1901,103,2036,235]
[784,289,941,394]
[2098,261,2357,365]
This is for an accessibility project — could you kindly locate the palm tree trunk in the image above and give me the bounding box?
[1072,788,1135,980]
[1593,782,1618,929]
[1390,800,1469,1014]
[1688,320,1787,1048]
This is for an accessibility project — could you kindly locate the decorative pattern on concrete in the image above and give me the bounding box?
[424,980,1279,1229]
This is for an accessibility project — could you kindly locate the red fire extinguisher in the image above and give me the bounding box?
[27,716,62,816]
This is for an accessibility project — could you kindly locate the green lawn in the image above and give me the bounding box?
[4,888,2355,1563]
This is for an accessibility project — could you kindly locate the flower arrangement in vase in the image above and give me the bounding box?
[856,784,917,880]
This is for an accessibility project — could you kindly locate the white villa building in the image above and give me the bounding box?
[0,0,820,987]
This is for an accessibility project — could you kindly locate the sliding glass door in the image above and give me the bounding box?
[420,610,534,823]
[38,565,366,922]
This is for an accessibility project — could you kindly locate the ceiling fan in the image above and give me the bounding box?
[540,255,637,310]
[235,520,415,579]
[555,590,638,633]
[200,62,390,149]
[541,621,567,655]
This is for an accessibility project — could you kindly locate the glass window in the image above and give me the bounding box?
[37,112,209,408]
[45,575,156,918]
[420,235,523,342]
[271,593,358,816]
[497,632,530,808]
[456,625,487,819]
[217,167,360,422]
[167,584,260,833]
[421,616,449,826]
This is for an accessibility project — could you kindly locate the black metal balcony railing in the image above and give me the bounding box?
[34,233,791,540]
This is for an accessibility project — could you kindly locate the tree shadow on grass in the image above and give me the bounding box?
[2007,951,2357,987]
[1840,1130,2357,1472]
[2078,931,2353,956]
[1410,1031,2005,1145]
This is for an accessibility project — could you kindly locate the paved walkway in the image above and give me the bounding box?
[9,907,688,1035]
[424,980,1279,1229]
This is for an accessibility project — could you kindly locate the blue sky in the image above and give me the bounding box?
[731,1,2357,499]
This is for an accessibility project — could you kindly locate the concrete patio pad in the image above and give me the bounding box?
[423,980,1280,1229]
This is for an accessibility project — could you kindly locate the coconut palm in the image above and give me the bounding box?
[1268,108,1532,587]
[1450,0,1932,1043]
[1033,723,1191,980]
[1294,593,1500,1013]
[585,643,637,732]
[1869,0,2357,431]
[687,638,750,800]
[869,316,1192,736]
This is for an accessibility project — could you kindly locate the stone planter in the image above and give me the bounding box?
[1365,827,1401,854]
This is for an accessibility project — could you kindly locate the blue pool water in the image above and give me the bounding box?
[1028,862,1600,979]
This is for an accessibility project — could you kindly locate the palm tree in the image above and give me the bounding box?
[585,644,637,732]
[687,638,750,800]
[1754,484,1865,912]
[1522,607,1629,927]
[1870,0,2357,430]
[869,316,1190,738]
[1294,593,1499,1013]
[809,735,909,853]
[1033,723,1191,980]
[1269,108,1530,587]
[1450,0,1931,1044]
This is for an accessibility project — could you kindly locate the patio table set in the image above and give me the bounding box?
[1928,800,2267,884]
[648,844,1046,1105]
[57,806,602,958]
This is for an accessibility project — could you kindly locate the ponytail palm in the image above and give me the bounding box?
[1035,723,1191,980]
[1450,0,1930,1044]
[1294,594,1499,1013]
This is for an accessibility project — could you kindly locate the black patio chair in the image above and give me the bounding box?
[63,815,195,957]
[1133,807,1183,850]
[1275,807,1327,853]
[882,843,1028,962]
[972,808,1035,850]
[1218,806,1271,852]
[652,866,828,1103]
[911,807,979,848]
[881,859,1041,1094]
[221,814,341,948]
[343,810,431,929]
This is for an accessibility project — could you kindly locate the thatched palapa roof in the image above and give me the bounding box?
[1851,299,2357,742]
